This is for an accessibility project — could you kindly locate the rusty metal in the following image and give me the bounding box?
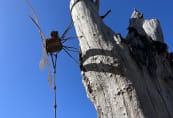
[46,31,62,53]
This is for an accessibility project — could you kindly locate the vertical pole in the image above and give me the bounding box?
[50,53,57,118]
[53,70,57,118]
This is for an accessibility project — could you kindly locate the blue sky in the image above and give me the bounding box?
[0,0,173,118]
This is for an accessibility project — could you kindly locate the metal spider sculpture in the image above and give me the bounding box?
[26,1,78,118]
[27,0,78,83]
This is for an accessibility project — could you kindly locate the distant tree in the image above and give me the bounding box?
[70,0,173,118]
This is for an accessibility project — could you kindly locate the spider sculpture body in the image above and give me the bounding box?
[46,31,62,53]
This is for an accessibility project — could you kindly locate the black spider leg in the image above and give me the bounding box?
[61,36,78,44]
[29,16,41,31]
[60,19,79,64]
[63,45,78,52]
[60,21,73,41]
[62,47,78,64]
[29,17,46,46]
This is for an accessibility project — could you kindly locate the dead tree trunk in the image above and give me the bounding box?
[70,0,173,118]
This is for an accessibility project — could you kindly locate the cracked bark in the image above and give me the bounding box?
[70,0,173,118]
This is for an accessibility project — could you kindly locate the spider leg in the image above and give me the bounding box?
[63,47,78,64]
[61,36,78,43]
[63,48,78,52]
[29,16,46,46]
[63,45,78,52]
[60,21,73,40]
